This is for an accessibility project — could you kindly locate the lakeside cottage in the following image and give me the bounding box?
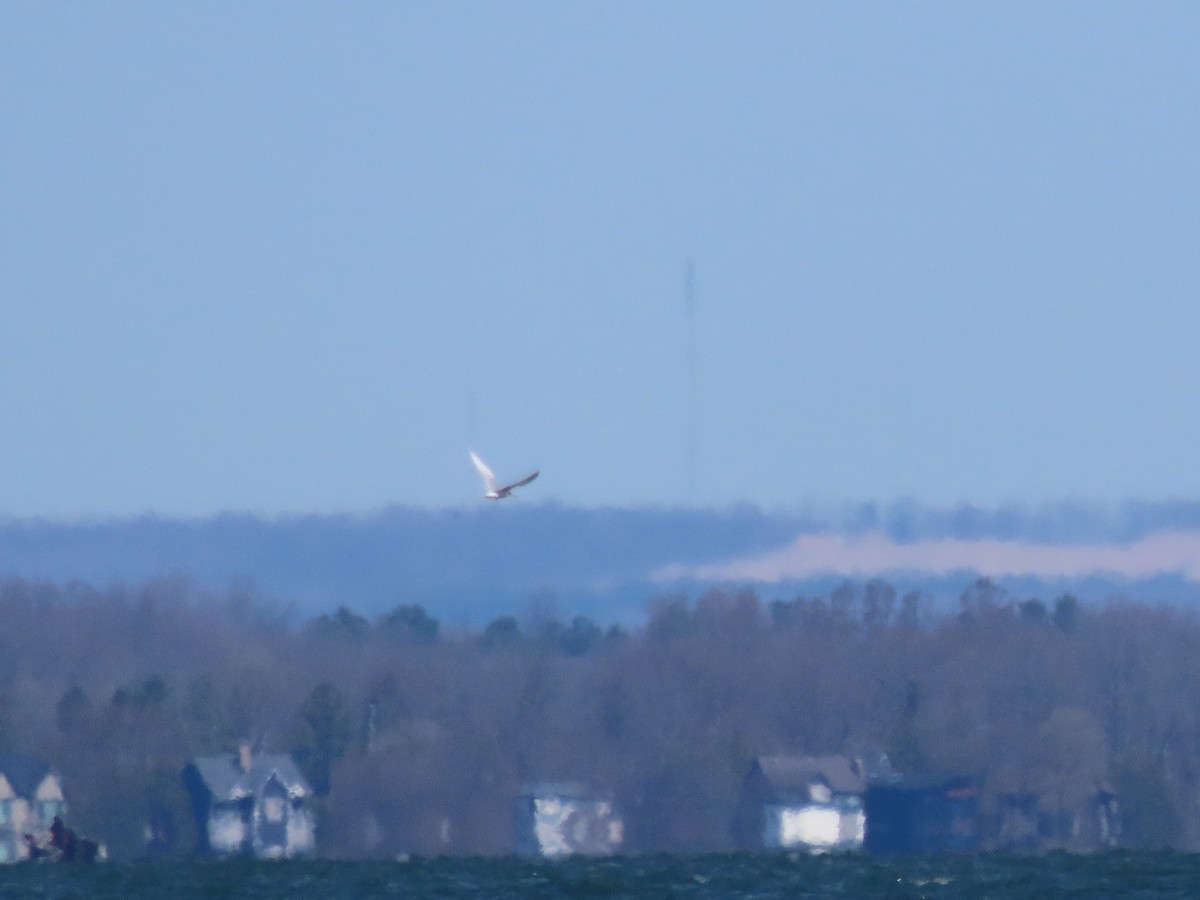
[516,783,624,857]
[182,744,315,859]
[992,787,1120,852]
[732,755,867,852]
[0,753,67,863]
[864,773,979,853]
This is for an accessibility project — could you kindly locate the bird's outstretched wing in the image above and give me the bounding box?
[469,450,498,492]
[500,470,539,493]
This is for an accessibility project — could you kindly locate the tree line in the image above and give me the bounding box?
[0,574,1197,857]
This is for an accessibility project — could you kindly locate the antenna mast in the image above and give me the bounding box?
[685,260,697,502]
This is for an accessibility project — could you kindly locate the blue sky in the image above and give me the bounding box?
[2,3,1198,519]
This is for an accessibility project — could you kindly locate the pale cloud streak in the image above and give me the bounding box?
[655,530,1200,584]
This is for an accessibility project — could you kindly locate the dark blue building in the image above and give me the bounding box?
[864,774,978,853]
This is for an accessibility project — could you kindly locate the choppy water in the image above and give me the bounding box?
[0,852,1196,899]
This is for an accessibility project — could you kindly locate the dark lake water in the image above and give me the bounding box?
[0,852,1196,899]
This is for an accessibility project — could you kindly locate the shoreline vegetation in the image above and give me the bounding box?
[0,574,1196,858]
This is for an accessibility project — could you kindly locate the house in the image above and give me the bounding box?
[1081,788,1121,850]
[992,787,1120,851]
[0,753,67,863]
[864,773,978,853]
[732,755,867,852]
[182,744,315,859]
[516,783,624,857]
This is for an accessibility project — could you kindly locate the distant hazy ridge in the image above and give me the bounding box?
[4,500,1200,622]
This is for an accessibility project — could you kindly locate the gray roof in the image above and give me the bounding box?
[0,753,55,799]
[520,782,610,801]
[189,753,311,801]
[755,755,866,796]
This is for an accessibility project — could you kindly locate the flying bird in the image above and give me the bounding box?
[470,450,539,500]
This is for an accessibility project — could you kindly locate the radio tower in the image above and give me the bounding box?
[685,260,697,502]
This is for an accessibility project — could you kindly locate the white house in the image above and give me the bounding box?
[182,744,315,858]
[733,755,867,852]
[0,754,67,863]
[516,783,624,857]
